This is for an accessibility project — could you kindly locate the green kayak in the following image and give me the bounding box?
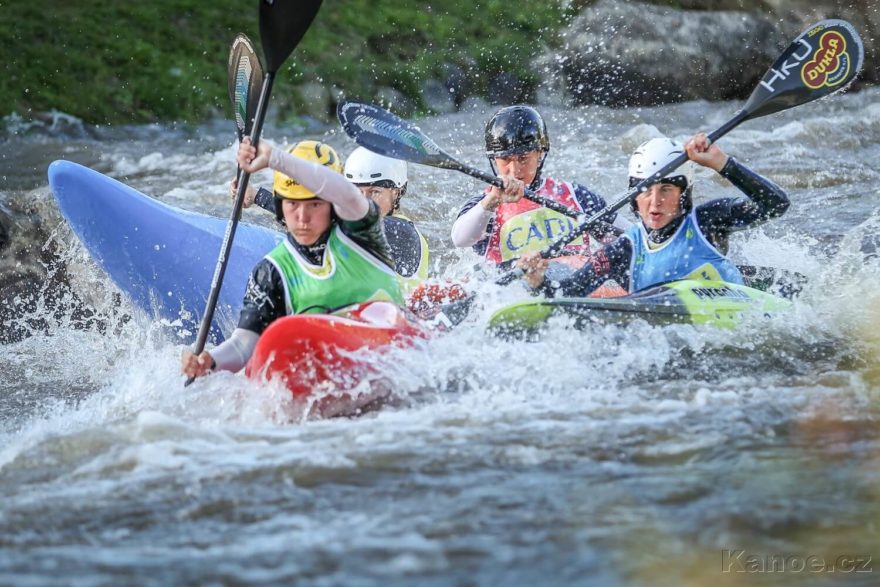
[488,279,792,337]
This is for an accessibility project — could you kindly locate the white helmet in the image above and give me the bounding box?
[628,137,694,189]
[628,137,695,213]
[344,147,408,189]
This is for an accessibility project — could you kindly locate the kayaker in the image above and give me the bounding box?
[343,146,430,286]
[182,138,404,379]
[231,146,428,286]
[450,105,630,272]
[516,133,790,296]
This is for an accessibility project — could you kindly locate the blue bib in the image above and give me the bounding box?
[624,211,743,292]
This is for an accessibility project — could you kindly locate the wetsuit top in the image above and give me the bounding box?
[453,176,625,267]
[256,187,428,283]
[238,199,402,334]
[535,157,790,297]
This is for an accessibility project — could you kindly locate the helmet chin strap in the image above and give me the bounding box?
[531,151,548,190]
[391,184,407,213]
[680,186,694,213]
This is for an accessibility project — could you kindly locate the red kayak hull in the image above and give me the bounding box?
[244,302,426,407]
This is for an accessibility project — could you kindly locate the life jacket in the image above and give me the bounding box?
[623,210,744,292]
[265,225,405,315]
[484,177,591,269]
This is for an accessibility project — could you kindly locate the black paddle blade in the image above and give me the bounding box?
[741,19,864,121]
[337,101,460,169]
[259,0,323,74]
[227,33,263,139]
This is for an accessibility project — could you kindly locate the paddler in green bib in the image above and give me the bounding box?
[231,145,430,292]
[181,138,404,380]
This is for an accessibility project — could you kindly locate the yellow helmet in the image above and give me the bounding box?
[272,140,343,200]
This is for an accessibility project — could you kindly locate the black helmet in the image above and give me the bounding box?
[484,105,550,159]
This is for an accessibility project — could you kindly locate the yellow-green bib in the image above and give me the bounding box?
[266,226,404,315]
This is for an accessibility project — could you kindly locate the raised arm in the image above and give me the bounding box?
[237,137,369,221]
[686,133,789,233]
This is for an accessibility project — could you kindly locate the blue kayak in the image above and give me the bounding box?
[47,160,281,343]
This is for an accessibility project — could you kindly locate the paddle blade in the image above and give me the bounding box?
[227,33,264,139]
[741,19,864,121]
[337,101,460,169]
[259,0,323,73]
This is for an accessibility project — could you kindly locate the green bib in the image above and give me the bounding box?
[266,226,404,315]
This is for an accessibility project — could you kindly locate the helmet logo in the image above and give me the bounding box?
[314,143,338,167]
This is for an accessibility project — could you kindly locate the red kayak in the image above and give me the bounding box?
[244,301,428,415]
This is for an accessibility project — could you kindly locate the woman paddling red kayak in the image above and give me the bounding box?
[181,137,417,412]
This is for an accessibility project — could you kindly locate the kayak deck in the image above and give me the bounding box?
[488,279,792,337]
[245,302,426,416]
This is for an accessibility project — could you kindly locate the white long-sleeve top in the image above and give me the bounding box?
[451,202,494,247]
[268,147,368,220]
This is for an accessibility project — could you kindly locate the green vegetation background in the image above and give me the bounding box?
[0,0,575,125]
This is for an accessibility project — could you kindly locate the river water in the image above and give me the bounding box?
[1,87,879,586]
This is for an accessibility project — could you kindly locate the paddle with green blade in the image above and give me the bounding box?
[227,33,263,215]
[497,18,864,286]
[228,33,263,147]
[187,0,323,386]
[336,101,600,220]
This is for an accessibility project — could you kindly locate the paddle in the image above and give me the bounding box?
[187,0,323,385]
[496,18,864,286]
[227,33,264,218]
[736,264,808,299]
[228,34,263,145]
[336,101,596,220]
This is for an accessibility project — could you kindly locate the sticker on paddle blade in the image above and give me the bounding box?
[337,101,450,166]
[742,19,864,120]
[227,34,263,138]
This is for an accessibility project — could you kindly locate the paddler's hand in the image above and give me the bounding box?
[516,251,548,290]
[236,136,273,174]
[481,175,525,211]
[181,350,215,379]
[685,132,728,172]
[230,177,256,208]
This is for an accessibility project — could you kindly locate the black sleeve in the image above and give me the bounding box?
[254,187,275,213]
[695,157,790,249]
[237,259,287,334]
[456,192,494,256]
[538,237,633,297]
[571,183,623,240]
[383,216,423,278]
[339,199,396,269]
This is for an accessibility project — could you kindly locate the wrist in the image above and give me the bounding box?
[481,196,499,211]
[717,156,735,176]
[712,154,729,173]
[527,275,546,290]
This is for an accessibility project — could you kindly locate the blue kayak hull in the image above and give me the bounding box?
[48,160,282,343]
